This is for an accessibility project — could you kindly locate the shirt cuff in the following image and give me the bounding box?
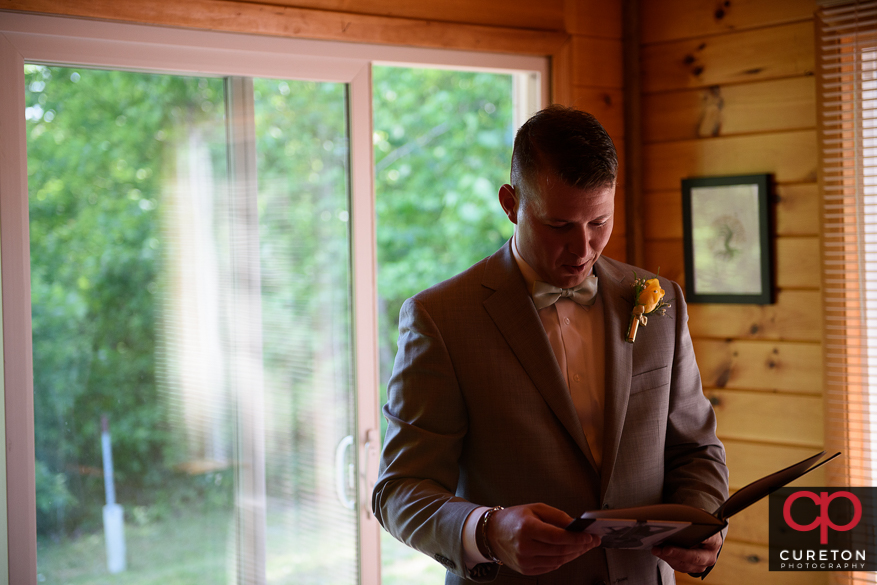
[462,506,492,568]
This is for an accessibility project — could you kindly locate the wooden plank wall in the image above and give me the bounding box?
[0,0,562,54]
[636,1,824,584]
[560,1,627,262]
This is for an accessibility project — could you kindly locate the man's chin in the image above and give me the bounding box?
[552,273,590,289]
[553,263,596,288]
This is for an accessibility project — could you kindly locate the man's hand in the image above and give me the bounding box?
[650,532,722,574]
[486,503,601,575]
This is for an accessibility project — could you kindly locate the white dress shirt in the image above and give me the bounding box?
[463,235,606,567]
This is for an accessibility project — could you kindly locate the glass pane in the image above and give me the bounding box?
[28,66,357,584]
[253,78,357,584]
[28,65,234,582]
[372,66,516,584]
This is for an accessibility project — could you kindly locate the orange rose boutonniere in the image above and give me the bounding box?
[626,272,671,343]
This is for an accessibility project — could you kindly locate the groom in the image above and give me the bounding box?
[372,105,729,584]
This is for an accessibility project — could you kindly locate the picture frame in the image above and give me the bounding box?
[681,174,773,304]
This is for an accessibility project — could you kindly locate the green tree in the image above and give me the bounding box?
[373,66,515,387]
[27,66,227,533]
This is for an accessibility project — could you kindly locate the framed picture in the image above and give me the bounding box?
[681,174,773,304]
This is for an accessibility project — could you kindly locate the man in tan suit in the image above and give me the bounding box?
[372,106,728,584]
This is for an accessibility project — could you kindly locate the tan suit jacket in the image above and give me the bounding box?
[372,240,728,585]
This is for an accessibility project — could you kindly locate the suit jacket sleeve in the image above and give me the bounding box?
[371,297,488,581]
[662,279,729,513]
[661,279,729,579]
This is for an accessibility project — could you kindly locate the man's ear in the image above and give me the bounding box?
[498,184,519,224]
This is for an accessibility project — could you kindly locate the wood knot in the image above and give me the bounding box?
[747,555,760,564]
[715,8,725,19]
[750,323,759,334]
[715,367,731,388]
[698,86,724,137]
[683,54,696,65]
[692,66,704,77]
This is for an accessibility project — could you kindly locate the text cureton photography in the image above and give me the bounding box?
[776,548,866,570]
[769,487,877,571]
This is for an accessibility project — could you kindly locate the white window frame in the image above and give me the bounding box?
[0,11,547,584]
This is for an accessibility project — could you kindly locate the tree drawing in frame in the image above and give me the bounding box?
[681,174,773,304]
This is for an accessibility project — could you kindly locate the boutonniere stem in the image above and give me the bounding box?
[626,272,671,343]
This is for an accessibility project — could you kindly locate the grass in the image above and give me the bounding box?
[379,529,446,585]
[37,506,230,585]
[37,503,447,584]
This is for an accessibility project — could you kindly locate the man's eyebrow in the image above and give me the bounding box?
[546,213,613,223]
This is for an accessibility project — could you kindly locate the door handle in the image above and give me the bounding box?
[335,435,355,510]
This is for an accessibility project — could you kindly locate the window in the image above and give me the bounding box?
[0,12,545,583]
[818,2,877,583]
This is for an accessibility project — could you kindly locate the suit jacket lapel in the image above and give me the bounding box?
[595,257,634,500]
[481,241,598,468]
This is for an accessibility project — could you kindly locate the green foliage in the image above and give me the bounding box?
[373,66,515,385]
[27,65,226,534]
[34,459,77,529]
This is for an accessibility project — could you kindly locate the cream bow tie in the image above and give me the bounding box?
[531,275,598,310]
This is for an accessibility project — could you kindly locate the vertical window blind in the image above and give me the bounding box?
[819,4,877,583]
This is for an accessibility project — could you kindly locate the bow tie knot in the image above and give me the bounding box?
[531,276,598,310]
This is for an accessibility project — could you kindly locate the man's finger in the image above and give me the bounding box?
[500,504,598,546]
[515,546,603,576]
[651,533,722,573]
[529,502,576,527]
[524,504,600,546]
[514,533,601,557]
[488,504,602,575]
[528,522,601,546]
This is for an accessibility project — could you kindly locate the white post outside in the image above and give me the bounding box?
[101,415,126,573]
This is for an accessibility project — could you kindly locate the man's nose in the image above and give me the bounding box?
[567,224,590,258]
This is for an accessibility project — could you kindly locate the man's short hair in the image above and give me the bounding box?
[511,105,618,200]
